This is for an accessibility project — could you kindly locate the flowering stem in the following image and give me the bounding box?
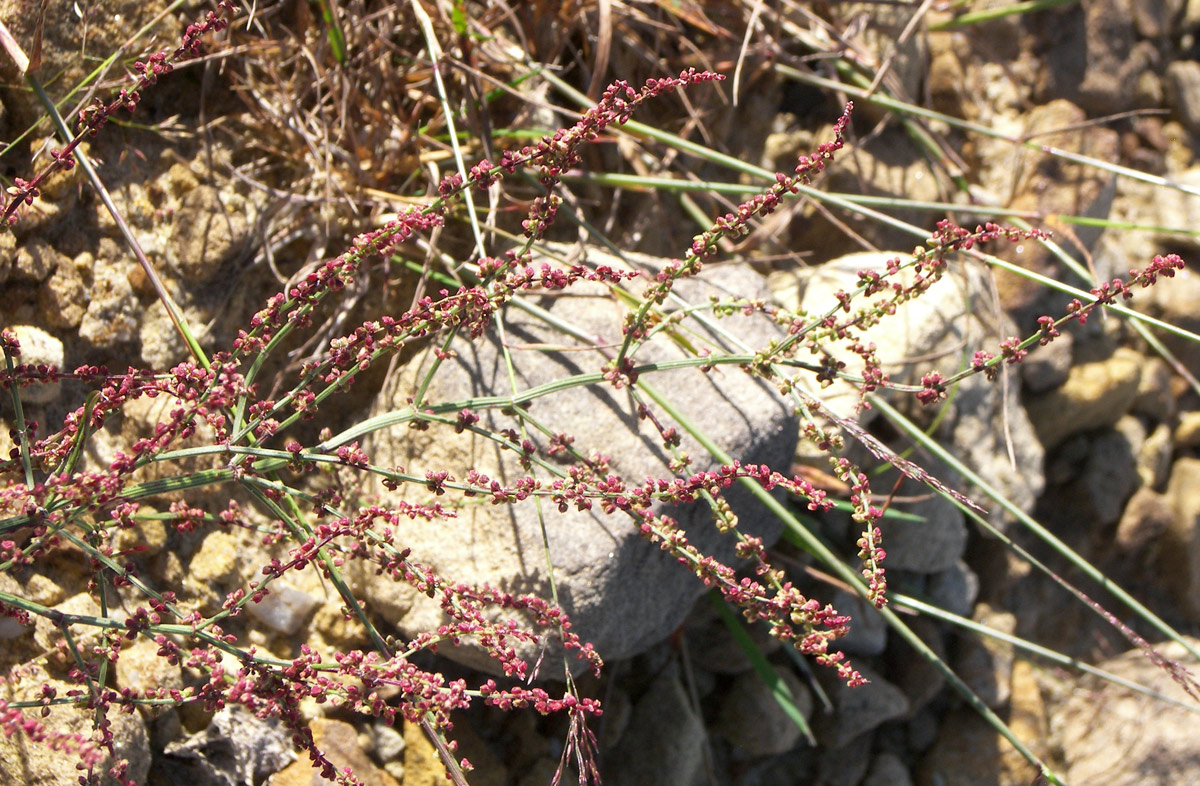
[740,429,1061,782]
[26,68,209,370]
[0,341,34,488]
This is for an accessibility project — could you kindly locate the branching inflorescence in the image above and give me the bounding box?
[2,2,238,225]
[0,7,1191,783]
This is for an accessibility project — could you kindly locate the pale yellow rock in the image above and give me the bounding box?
[268,718,399,786]
[1174,410,1200,447]
[1024,346,1142,448]
[188,529,241,585]
[1007,660,1048,744]
[403,721,447,786]
[1052,637,1200,785]
[0,667,150,786]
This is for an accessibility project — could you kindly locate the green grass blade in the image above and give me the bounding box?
[709,590,817,746]
[931,0,1079,30]
[561,171,1200,240]
[895,593,1200,714]
[310,0,348,63]
[870,395,1200,666]
[411,0,486,261]
[775,66,1200,199]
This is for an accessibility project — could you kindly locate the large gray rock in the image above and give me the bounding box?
[887,617,948,717]
[715,666,813,757]
[815,663,910,749]
[159,705,294,786]
[608,663,707,786]
[864,752,913,786]
[361,246,797,674]
[875,465,968,574]
[925,559,980,619]
[829,588,888,657]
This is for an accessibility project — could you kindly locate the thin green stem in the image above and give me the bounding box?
[27,75,209,370]
[1,342,35,488]
[895,593,1200,713]
[930,0,1078,29]
[775,66,1200,199]
[871,395,1200,665]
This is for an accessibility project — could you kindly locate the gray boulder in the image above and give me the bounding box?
[360,245,797,674]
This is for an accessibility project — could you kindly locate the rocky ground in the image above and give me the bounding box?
[3,1,1200,785]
